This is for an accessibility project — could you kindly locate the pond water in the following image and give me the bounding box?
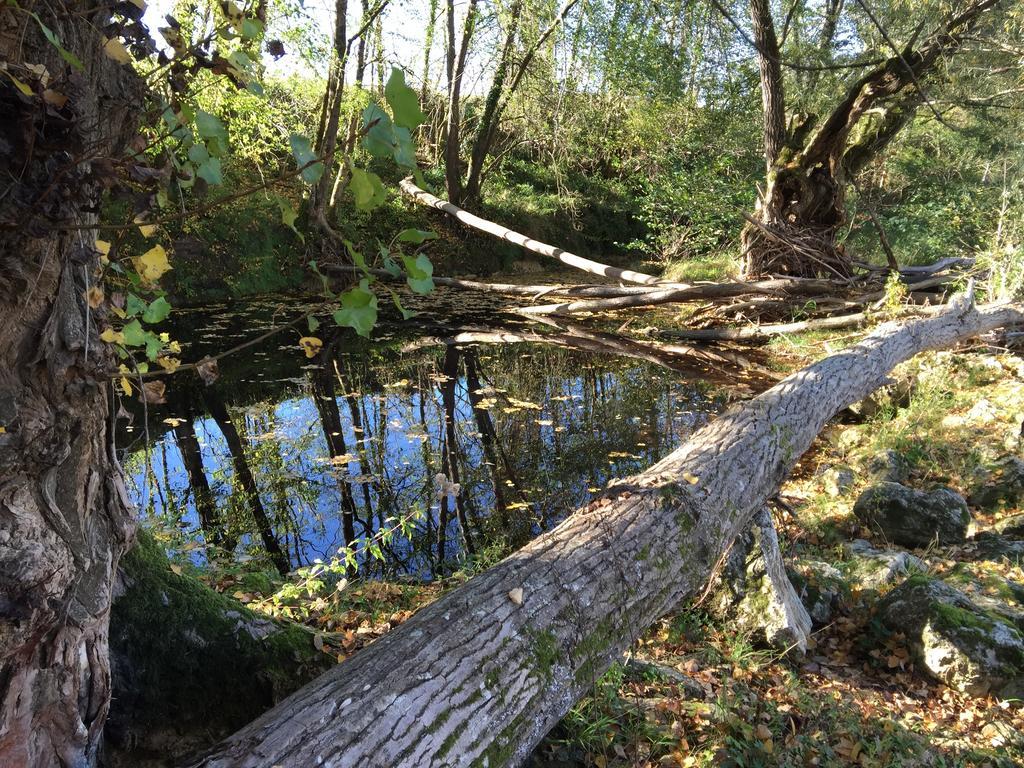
[123,288,759,580]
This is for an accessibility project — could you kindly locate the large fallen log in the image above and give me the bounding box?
[190,296,1021,768]
[399,178,668,286]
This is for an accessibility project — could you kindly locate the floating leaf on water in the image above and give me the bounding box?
[299,336,323,358]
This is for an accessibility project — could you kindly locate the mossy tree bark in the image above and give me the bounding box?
[191,300,1022,767]
[0,4,143,765]
[741,0,1007,279]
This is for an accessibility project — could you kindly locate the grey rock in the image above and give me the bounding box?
[853,482,970,548]
[842,539,925,590]
[994,512,1024,538]
[877,576,1024,697]
[969,456,1024,511]
[822,466,855,497]
[862,449,911,485]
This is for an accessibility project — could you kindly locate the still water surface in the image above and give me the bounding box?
[124,289,752,579]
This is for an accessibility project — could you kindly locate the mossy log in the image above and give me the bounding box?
[191,298,1022,768]
[103,532,332,767]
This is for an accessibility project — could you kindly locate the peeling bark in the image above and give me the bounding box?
[191,299,1022,767]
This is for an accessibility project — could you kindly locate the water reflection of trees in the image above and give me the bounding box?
[128,328,728,580]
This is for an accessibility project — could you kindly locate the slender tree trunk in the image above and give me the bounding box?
[191,299,1024,768]
[204,392,289,575]
[740,0,1007,279]
[443,0,479,204]
[309,0,348,232]
[0,6,143,765]
[749,0,786,171]
[463,0,581,203]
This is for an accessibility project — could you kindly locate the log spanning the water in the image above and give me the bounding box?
[191,296,1021,768]
[399,178,669,287]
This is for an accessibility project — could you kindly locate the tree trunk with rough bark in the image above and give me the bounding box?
[191,298,1022,767]
[741,0,1006,279]
[0,4,144,765]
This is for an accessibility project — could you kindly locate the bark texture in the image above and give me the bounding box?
[0,3,143,765]
[191,299,1022,767]
[741,0,1006,279]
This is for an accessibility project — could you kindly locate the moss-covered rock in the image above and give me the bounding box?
[842,538,925,591]
[103,531,333,766]
[853,482,970,548]
[970,456,1024,511]
[877,576,1024,697]
[994,512,1024,538]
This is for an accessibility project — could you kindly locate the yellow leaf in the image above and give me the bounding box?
[103,37,132,65]
[95,239,111,264]
[682,472,699,485]
[299,336,323,358]
[169,563,183,575]
[8,73,34,96]
[100,327,125,344]
[134,244,171,283]
[157,356,181,373]
[119,376,133,395]
[135,215,158,237]
[86,286,104,309]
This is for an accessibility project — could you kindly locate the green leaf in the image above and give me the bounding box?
[142,296,172,324]
[361,104,395,159]
[195,110,228,142]
[343,239,369,273]
[307,315,320,333]
[349,167,387,211]
[384,67,426,130]
[196,157,223,185]
[277,196,304,242]
[392,126,416,168]
[122,319,146,346]
[241,18,264,39]
[388,288,417,320]
[396,229,437,245]
[381,254,402,277]
[289,133,324,184]
[145,332,163,361]
[125,293,147,317]
[332,281,378,338]
[187,143,210,164]
[401,253,434,294]
[33,15,84,70]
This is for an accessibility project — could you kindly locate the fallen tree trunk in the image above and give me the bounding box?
[660,304,948,342]
[191,296,1021,768]
[399,178,667,286]
[324,264,674,298]
[516,276,841,315]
